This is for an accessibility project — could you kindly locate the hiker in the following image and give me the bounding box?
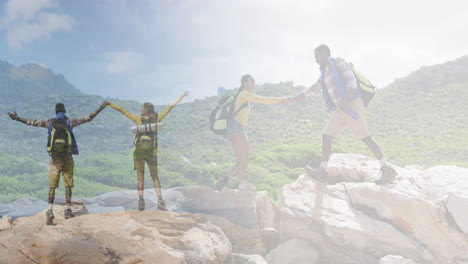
[102,91,189,211]
[293,44,397,184]
[215,74,293,190]
[7,103,107,225]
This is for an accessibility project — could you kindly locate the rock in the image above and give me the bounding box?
[278,175,433,263]
[201,214,267,255]
[2,183,279,256]
[447,192,468,234]
[261,227,279,253]
[228,253,268,264]
[325,153,384,183]
[277,154,468,263]
[0,215,11,231]
[0,207,231,263]
[255,191,278,230]
[84,183,269,230]
[265,239,319,264]
[0,197,48,220]
[378,255,417,264]
[347,166,468,262]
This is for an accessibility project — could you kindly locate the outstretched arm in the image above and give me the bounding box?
[244,91,285,105]
[7,111,50,128]
[158,91,189,122]
[292,80,321,102]
[69,104,107,127]
[103,101,141,124]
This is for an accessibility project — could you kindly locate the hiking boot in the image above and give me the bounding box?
[46,209,54,225]
[376,165,397,185]
[305,166,328,184]
[216,176,229,191]
[64,208,75,219]
[158,199,168,211]
[138,198,145,211]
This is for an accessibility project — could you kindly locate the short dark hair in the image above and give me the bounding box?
[240,74,253,89]
[55,103,66,114]
[315,44,331,57]
[143,102,155,113]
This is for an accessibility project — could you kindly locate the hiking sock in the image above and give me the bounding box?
[158,196,163,201]
[48,203,53,210]
[65,203,71,210]
[139,196,144,200]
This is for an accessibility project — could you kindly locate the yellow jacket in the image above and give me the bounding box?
[232,90,283,127]
[110,97,182,124]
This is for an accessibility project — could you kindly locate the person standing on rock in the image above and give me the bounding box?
[293,44,397,184]
[103,91,189,211]
[216,74,293,190]
[7,103,107,225]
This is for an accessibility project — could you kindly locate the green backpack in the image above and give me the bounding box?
[349,63,377,107]
[209,90,248,135]
[47,118,72,158]
[133,113,158,156]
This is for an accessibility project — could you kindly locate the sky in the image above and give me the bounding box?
[0,0,467,105]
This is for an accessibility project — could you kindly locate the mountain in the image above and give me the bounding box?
[0,56,466,203]
[0,60,80,105]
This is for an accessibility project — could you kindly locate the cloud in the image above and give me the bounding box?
[105,51,145,74]
[91,0,468,104]
[0,0,74,49]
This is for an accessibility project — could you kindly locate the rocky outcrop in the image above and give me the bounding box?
[0,204,231,264]
[1,153,468,263]
[277,153,468,263]
[0,182,279,258]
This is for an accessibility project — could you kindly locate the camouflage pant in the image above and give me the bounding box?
[134,156,160,188]
[49,155,74,188]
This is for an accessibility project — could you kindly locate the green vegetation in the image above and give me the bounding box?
[0,57,467,203]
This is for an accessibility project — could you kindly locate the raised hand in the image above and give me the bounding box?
[7,111,18,121]
[102,101,112,106]
[181,91,189,98]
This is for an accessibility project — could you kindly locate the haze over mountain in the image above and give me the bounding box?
[0,55,466,203]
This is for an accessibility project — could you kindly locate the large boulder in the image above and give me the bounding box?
[0,205,231,264]
[277,154,468,263]
[1,182,279,256]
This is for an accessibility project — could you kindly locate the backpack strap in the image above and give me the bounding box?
[327,58,360,120]
[47,119,54,149]
[230,102,248,119]
[227,88,249,120]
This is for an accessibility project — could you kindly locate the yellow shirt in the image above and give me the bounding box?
[232,90,283,127]
[110,97,182,125]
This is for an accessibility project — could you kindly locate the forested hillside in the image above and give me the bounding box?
[0,56,466,203]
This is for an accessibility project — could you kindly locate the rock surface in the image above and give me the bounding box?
[265,238,320,264]
[0,204,231,264]
[0,215,11,231]
[378,255,417,264]
[278,154,468,264]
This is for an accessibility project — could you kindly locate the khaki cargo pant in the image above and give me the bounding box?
[323,98,371,139]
